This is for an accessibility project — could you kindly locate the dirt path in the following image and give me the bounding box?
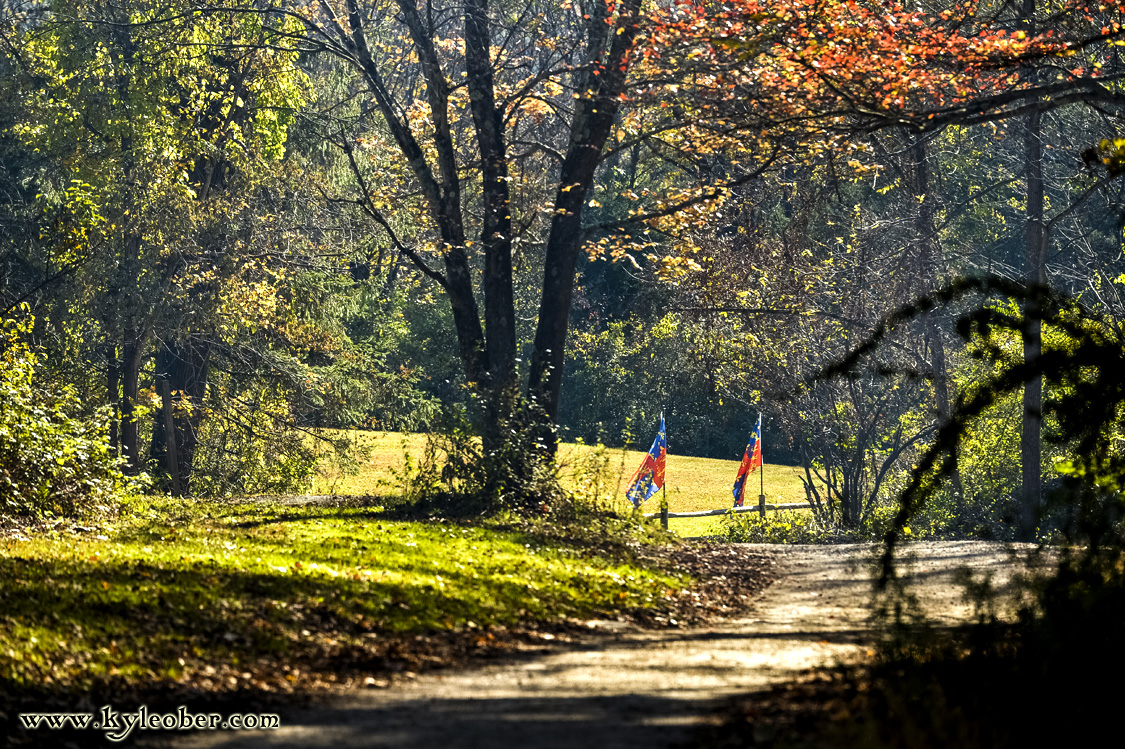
[161,541,1038,749]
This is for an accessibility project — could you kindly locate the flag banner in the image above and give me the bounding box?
[733,414,763,507]
[626,415,667,508]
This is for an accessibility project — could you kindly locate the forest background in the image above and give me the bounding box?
[2,0,1125,542]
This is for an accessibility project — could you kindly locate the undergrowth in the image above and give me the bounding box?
[0,312,128,518]
[722,509,866,544]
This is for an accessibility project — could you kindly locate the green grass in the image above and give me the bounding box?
[0,496,686,697]
[315,431,814,537]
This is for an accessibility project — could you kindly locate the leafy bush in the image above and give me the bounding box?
[397,401,566,517]
[870,282,1125,555]
[699,283,1125,749]
[723,509,863,544]
[0,312,125,516]
[188,376,322,497]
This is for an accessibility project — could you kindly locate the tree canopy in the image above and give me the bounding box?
[0,0,1123,530]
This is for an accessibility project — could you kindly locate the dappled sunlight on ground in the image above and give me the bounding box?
[157,542,1039,749]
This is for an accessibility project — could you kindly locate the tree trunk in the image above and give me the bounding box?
[908,138,967,511]
[841,485,858,527]
[150,338,210,494]
[325,0,642,460]
[1021,105,1046,541]
[527,0,643,453]
[119,327,146,473]
[106,344,120,457]
[464,0,518,437]
[342,0,490,409]
[158,378,182,496]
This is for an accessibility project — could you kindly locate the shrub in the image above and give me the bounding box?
[188,376,322,497]
[0,312,125,517]
[723,509,863,544]
[398,400,566,517]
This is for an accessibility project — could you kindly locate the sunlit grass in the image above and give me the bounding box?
[0,496,687,696]
[315,431,814,537]
[1,433,815,703]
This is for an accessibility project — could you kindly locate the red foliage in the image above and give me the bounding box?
[636,0,1122,129]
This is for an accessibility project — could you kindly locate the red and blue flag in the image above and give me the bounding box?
[626,415,666,508]
[733,414,763,507]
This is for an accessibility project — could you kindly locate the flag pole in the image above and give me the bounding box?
[760,412,765,496]
[660,409,668,531]
[758,412,766,518]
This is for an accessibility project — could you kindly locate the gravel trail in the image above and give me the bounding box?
[162,541,1037,749]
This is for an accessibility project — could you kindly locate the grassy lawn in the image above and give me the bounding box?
[0,497,686,702]
[315,431,814,537]
[0,430,801,735]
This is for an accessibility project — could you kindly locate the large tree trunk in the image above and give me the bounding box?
[119,326,146,473]
[464,0,518,437]
[1021,105,1046,541]
[150,338,211,494]
[341,0,490,409]
[112,22,145,473]
[324,0,641,460]
[527,0,643,453]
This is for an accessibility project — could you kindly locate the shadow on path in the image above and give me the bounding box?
[153,541,1033,749]
[171,693,724,749]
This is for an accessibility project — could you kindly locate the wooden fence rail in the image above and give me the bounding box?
[643,503,813,519]
[643,498,814,529]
